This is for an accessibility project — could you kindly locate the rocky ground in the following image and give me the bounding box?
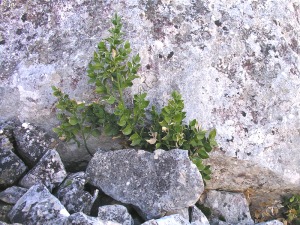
[0,121,285,225]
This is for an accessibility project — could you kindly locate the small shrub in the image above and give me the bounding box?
[52,14,217,181]
[283,194,300,224]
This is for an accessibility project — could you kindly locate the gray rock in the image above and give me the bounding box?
[141,214,190,225]
[97,205,133,225]
[19,149,67,191]
[13,122,56,167]
[0,186,28,204]
[166,206,209,225]
[0,135,27,188]
[0,202,13,223]
[56,172,95,214]
[8,184,70,225]
[64,212,121,225]
[204,190,254,225]
[256,220,284,225]
[0,222,22,225]
[86,149,204,220]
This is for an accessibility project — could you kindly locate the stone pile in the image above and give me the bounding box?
[0,121,283,225]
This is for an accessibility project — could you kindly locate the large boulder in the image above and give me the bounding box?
[0,134,27,189]
[8,184,70,224]
[19,149,67,191]
[56,172,95,214]
[142,214,190,225]
[86,149,204,220]
[64,212,121,225]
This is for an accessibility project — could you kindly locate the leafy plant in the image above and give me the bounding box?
[283,194,300,224]
[52,13,217,180]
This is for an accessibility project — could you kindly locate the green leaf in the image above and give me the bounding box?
[122,125,132,135]
[69,117,78,125]
[209,129,217,139]
[91,129,101,137]
[106,96,116,104]
[198,149,209,159]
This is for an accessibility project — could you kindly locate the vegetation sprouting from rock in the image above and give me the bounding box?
[52,14,217,181]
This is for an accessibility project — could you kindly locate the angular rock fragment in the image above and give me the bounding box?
[56,172,95,214]
[8,184,69,224]
[86,149,204,220]
[97,205,133,225]
[0,186,28,204]
[204,190,254,225]
[13,122,56,167]
[19,149,67,191]
[65,212,121,225]
[142,214,190,225]
[0,135,27,189]
[0,202,13,223]
[166,206,209,225]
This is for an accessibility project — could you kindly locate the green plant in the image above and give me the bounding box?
[52,13,217,180]
[283,194,300,224]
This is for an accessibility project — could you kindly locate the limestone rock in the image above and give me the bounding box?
[56,172,95,214]
[0,202,13,223]
[204,190,254,225]
[86,149,203,220]
[8,184,70,224]
[0,186,28,204]
[142,214,190,225]
[64,212,121,225]
[97,205,133,225]
[19,149,67,191]
[0,135,27,188]
[13,122,56,167]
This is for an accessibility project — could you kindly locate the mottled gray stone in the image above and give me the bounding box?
[56,172,95,214]
[8,184,69,225]
[0,202,13,223]
[166,206,209,225]
[86,149,203,220]
[256,220,284,225]
[204,190,254,225]
[19,149,67,191]
[0,135,27,188]
[13,122,56,167]
[0,186,28,204]
[0,222,22,225]
[64,212,121,225]
[97,205,133,225]
[141,214,190,225]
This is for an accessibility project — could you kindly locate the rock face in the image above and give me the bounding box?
[65,212,121,225]
[86,149,204,220]
[8,184,70,224]
[0,135,27,189]
[142,214,190,225]
[203,190,254,225]
[19,149,67,191]
[56,172,95,214]
[1,0,300,211]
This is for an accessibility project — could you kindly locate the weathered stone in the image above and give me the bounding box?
[0,135,27,188]
[203,190,254,225]
[56,172,95,214]
[0,202,13,223]
[8,184,69,224]
[97,205,133,225]
[19,149,67,191]
[86,149,203,220]
[0,222,22,225]
[142,214,190,225]
[64,212,121,225]
[256,220,284,225]
[13,122,56,167]
[0,186,28,204]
